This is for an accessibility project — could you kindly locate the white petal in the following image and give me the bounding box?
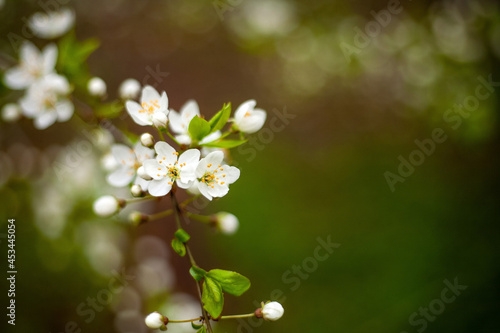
[175,134,192,145]
[197,183,213,201]
[126,101,152,126]
[200,130,222,144]
[159,91,169,113]
[34,112,57,129]
[176,178,193,189]
[148,178,172,197]
[107,167,135,187]
[143,159,166,180]
[222,165,240,184]
[208,183,229,198]
[134,176,150,191]
[238,109,267,133]
[111,144,136,168]
[168,109,184,134]
[42,43,58,75]
[20,41,40,65]
[141,86,161,104]
[178,149,200,167]
[133,142,155,163]
[196,151,224,177]
[154,141,177,165]
[4,68,32,90]
[55,99,74,122]
[234,99,257,122]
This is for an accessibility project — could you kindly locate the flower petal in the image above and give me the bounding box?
[42,43,58,75]
[107,167,135,187]
[208,183,229,198]
[55,99,74,122]
[143,159,166,180]
[222,165,240,184]
[196,151,224,177]
[141,85,161,105]
[168,109,184,134]
[126,100,152,126]
[234,99,256,122]
[148,178,172,197]
[111,144,136,168]
[154,141,177,165]
[197,183,213,201]
[34,111,57,129]
[4,68,32,90]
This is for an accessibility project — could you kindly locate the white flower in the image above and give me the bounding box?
[195,151,240,201]
[169,100,224,146]
[87,77,107,96]
[107,142,155,188]
[28,8,75,39]
[1,103,22,122]
[215,212,239,235]
[143,142,200,197]
[19,73,73,129]
[233,100,266,134]
[126,86,169,126]
[93,195,120,217]
[119,78,141,99]
[145,311,166,329]
[140,133,155,148]
[4,42,57,90]
[262,301,284,321]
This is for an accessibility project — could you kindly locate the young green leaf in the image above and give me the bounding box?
[206,269,251,296]
[190,266,207,282]
[171,238,186,257]
[196,326,207,333]
[202,276,224,318]
[200,139,247,149]
[188,116,211,142]
[208,103,231,134]
[191,322,203,330]
[174,228,191,243]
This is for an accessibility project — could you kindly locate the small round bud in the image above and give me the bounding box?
[93,195,120,217]
[140,133,154,148]
[152,112,168,128]
[131,184,143,197]
[119,78,141,99]
[129,211,148,226]
[215,212,239,235]
[2,103,22,122]
[145,311,167,329]
[137,166,152,180]
[87,77,107,97]
[262,301,284,321]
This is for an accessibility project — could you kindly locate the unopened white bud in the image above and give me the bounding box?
[215,212,239,235]
[152,112,168,128]
[137,166,152,180]
[119,78,141,99]
[1,103,22,122]
[93,195,120,217]
[145,311,167,329]
[129,211,148,226]
[140,133,154,148]
[131,184,143,197]
[87,77,107,97]
[262,301,284,321]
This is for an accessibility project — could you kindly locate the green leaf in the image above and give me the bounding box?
[188,116,211,142]
[202,276,224,318]
[174,228,191,243]
[171,238,186,257]
[191,322,203,330]
[208,103,231,134]
[190,266,207,282]
[200,139,247,149]
[207,269,251,296]
[196,326,206,333]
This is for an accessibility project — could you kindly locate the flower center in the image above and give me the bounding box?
[139,99,160,115]
[167,166,180,180]
[200,165,227,189]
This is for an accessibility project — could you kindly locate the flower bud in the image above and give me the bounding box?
[145,311,168,329]
[215,212,239,235]
[131,184,143,197]
[261,301,284,321]
[129,211,148,226]
[87,77,107,97]
[152,112,168,128]
[137,166,152,180]
[119,78,141,99]
[93,195,120,217]
[1,103,22,122]
[140,133,154,148]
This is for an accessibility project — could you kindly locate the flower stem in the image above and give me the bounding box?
[166,130,181,146]
[168,317,203,323]
[157,128,165,141]
[148,209,173,221]
[170,192,214,333]
[185,212,212,224]
[219,313,256,320]
[125,196,157,204]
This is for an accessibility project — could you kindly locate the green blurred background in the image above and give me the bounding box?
[1,0,500,332]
